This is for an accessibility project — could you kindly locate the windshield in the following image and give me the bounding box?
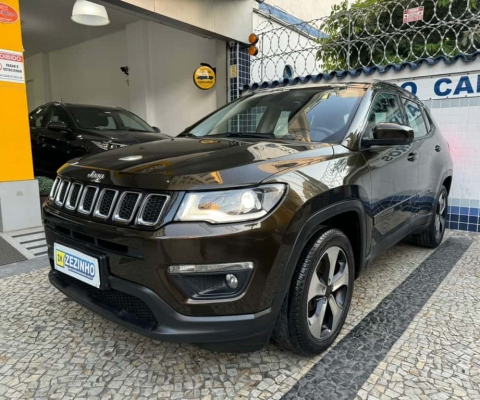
[69,107,155,132]
[186,87,365,143]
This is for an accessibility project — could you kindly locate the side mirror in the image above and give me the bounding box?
[47,121,75,140]
[362,123,414,147]
[153,126,161,133]
[47,120,67,132]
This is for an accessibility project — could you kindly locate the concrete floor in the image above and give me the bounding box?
[0,230,479,400]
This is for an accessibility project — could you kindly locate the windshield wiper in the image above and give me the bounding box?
[214,132,276,139]
[123,128,150,132]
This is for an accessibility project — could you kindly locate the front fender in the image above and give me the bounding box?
[274,198,368,294]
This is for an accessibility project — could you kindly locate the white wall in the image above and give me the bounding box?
[105,0,252,43]
[48,30,130,109]
[25,53,52,111]
[127,20,224,135]
[265,0,353,21]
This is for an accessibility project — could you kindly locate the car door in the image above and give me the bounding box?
[360,91,419,253]
[40,106,76,176]
[401,98,438,229]
[29,105,50,175]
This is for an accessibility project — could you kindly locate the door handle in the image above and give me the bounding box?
[407,151,418,162]
[435,145,442,152]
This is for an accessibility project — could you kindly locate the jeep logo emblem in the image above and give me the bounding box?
[87,171,105,181]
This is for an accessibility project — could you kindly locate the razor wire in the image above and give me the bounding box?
[251,0,480,83]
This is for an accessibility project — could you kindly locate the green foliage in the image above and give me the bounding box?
[36,176,54,196]
[317,0,479,71]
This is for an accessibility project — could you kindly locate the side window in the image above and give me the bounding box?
[403,99,428,138]
[364,93,403,138]
[422,106,432,132]
[48,106,71,128]
[274,111,291,137]
[29,107,48,127]
[119,113,146,130]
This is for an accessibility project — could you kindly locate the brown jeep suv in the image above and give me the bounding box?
[44,82,452,355]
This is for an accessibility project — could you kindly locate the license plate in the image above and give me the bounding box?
[54,243,101,288]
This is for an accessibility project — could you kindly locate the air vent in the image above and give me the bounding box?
[65,183,83,211]
[94,189,118,219]
[55,180,71,207]
[113,192,142,224]
[137,194,169,226]
[78,186,99,215]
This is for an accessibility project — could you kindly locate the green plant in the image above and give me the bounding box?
[317,0,479,71]
[36,176,54,196]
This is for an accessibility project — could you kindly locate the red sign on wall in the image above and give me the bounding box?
[0,49,24,83]
[0,3,19,24]
[403,7,424,23]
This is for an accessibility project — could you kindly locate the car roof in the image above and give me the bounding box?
[242,82,371,96]
[242,81,420,101]
[46,102,125,111]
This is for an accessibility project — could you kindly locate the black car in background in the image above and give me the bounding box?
[29,102,169,177]
[44,82,452,355]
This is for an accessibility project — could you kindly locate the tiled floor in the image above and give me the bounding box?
[0,231,479,399]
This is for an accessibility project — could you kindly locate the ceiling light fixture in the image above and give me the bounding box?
[71,0,110,26]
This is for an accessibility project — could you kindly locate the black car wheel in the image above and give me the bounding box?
[273,229,354,356]
[410,185,448,248]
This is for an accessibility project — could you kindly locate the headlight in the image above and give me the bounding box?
[92,141,127,150]
[175,184,286,224]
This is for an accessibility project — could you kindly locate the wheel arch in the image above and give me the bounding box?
[277,199,368,294]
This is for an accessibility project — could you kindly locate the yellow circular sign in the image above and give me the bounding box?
[193,65,216,90]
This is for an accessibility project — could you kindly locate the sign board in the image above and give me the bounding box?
[0,2,18,23]
[0,49,24,83]
[391,73,480,100]
[403,7,424,23]
[193,65,216,90]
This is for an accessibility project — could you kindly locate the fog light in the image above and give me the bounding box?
[226,274,238,289]
[167,262,254,300]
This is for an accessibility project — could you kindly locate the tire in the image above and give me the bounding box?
[409,186,447,249]
[272,229,355,356]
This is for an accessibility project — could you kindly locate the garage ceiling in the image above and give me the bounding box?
[20,0,139,57]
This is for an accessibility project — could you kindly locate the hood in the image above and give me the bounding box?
[59,137,335,191]
[78,128,170,144]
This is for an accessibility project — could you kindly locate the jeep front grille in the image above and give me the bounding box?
[113,192,142,224]
[55,180,71,207]
[137,194,169,226]
[78,186,99,215]
[94,189,118,219]
[50,178,169,227]
[65,183,83,210]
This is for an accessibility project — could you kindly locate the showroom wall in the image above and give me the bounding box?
[49,30,130,110]
[24,21,227,134]
[25,30,129,111]
[126,21,221,135]
[25,53,52,110]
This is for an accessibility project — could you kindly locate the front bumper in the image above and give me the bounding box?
[49,268,286,352]
[43,200,293,350]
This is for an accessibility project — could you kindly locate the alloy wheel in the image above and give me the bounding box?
[307,246,349,339]
[435,191,447,240]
